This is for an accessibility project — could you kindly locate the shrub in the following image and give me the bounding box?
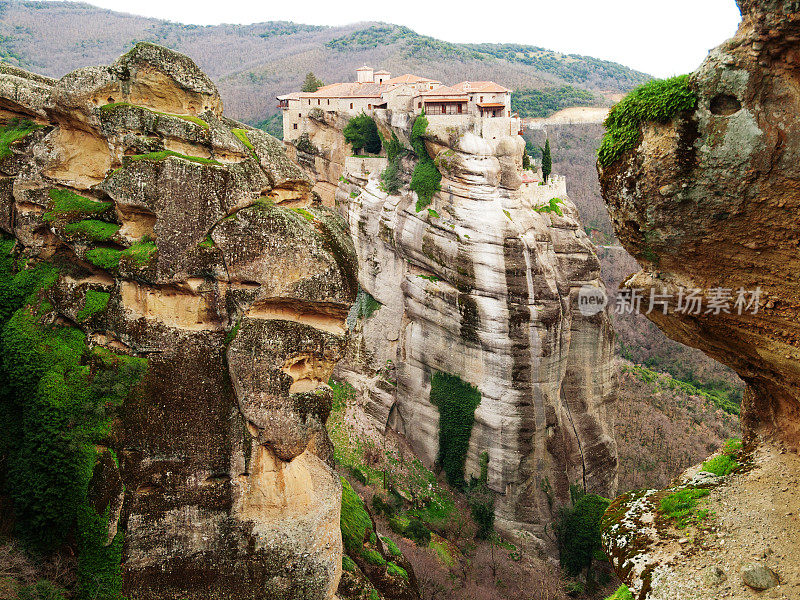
[429,371,481,487]
[343,113,381,155]
[379,159,403,194]
[556,494,611,577]
[598,75,697,167]
[372,495,394,517]
[534,197,564,216]
[410,113,441,211]
[405,518,431,546]
[295,132,317,155]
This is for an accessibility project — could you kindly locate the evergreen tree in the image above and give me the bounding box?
[301,72,323,93]
[541,138,552,182]
[343,113,381,155]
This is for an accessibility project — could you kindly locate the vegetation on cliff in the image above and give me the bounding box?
[0,119,41,159]
[429,371,481,488]
[344,113,382,155]
[556,491,611,578]
[0,238,147,599]
[598,75,697,167]
[410,113,441,212]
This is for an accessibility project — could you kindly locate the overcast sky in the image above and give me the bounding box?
[72,0,743,77]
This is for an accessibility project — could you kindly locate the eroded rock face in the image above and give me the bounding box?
[598,1,800,598]
[0,43,356,599]
[299,112,618,541]
[599,1,800,447]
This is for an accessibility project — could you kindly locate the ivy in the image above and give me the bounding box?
[429,371,481,487]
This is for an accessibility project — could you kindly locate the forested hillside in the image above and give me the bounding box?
[0,1,649,126]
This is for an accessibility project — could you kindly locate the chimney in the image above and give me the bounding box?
[356,65,374,83]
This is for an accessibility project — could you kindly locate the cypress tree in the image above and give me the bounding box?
[301,72,323,93]
[541,138,552,182]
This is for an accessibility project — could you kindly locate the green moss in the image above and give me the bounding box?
[598,75,697,167]
[127,150,222,166]
[362,548,386,566]
[368,590,379,600]
[659,488,710,529]
[0,119,42,159]
[342,555,357,573]
[76,290,110,322]
[427,208,440,219]
[340,478,372,553]
[291,208,316,223]
[63,220,120,242]
[604,585,633,600]
[85,238,157,271]
[410,113,441,211]
[231,128,254,150]
[386,562,408,580]
[417,274,440,282]
[99,102,209,129]
[430,371,481,487]
[43,190,112,223]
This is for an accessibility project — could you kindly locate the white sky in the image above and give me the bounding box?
[69,0,743,77]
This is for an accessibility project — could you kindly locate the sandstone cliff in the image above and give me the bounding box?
[598,1,800,598]
[0,44,357,599]
[295,110,618,542]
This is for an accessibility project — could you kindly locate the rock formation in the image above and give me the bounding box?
[0,43,357,599]
[599,1,800,597]
[294,110,618,541]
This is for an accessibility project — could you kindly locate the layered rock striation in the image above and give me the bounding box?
[599,1,800,597]
[0,44,357,599]
[299,110,618,540]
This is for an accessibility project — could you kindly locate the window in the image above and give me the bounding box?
[480,96,484,102]
[368,104,372,109]
[327,99,330,105]
[418,102,422,108]
[317,99,320,105]
[350,103,354,109]
[293,123,298,129]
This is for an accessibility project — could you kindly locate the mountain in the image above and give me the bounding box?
[0,1,650,126]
